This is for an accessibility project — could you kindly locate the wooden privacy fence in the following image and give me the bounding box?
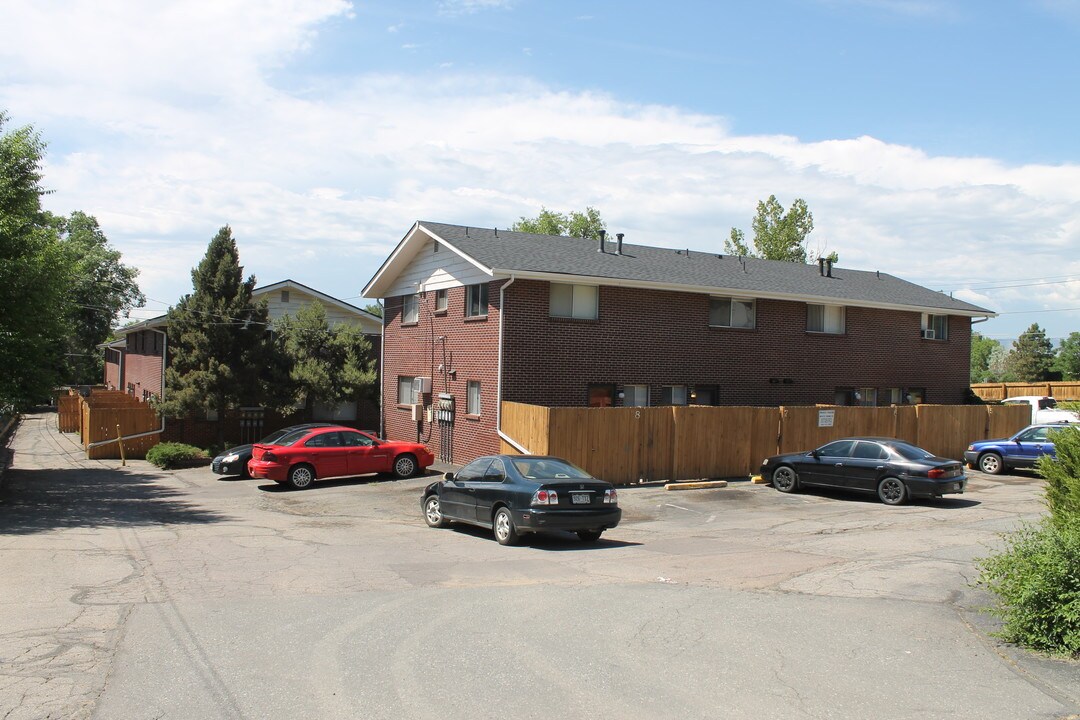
[500,401,1031,485]
[971,382,1080,402]
[58,389,162,459]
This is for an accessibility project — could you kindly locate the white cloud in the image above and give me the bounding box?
[438,0,515,16]
[1,1,1077,338]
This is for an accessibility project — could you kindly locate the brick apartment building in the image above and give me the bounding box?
[102,279,382,447]
[363,221,995,466]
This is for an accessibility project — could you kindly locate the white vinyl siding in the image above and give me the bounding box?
[807,304,845,334]
[385,236,490,296]
[709,297,755,328]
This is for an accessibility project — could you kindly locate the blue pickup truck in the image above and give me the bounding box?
[964,423,1076,475]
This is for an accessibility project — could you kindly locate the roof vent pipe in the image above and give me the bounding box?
[826,259,833,278]
[818,258,825,276]
[616,233,624,255]
[598,229,606,253]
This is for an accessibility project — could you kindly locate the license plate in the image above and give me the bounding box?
[571,493,590,505]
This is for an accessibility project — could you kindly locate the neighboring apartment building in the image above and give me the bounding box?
[102,279,382,444]
[363,221,995,465]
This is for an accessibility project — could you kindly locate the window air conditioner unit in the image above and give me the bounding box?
[922,329,935,340]
[413,376,432,394]
[410,403,424,421]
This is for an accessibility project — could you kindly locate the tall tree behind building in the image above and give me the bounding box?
[726,195,824,263]
[1004,323,1055,382]
[512,206,606,239]
[59,211,144,384]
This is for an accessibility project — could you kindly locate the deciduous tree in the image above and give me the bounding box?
[1054,332,1080,381]
[970,332,1000,383]
[59,211,144,384]
[275,302,377,421]
[512,206,606,239]
[726,195,817,263]
[0,113,70,411]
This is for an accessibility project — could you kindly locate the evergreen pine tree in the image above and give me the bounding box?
[159,226,275,445]
[1004,323,1055,382]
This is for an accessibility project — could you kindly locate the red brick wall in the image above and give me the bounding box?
[382,278,972,466]
[124,331,164,398]
[502,280,971,407]
[382,282,503,462]
[104,349,122,389]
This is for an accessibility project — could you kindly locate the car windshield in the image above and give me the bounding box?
[1039,398,1057,410]
[889,442,935,460]
[512,458,592,479]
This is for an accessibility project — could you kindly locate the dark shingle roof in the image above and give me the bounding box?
[418,221,991,315]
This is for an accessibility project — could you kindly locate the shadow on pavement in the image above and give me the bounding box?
[442,522,642,550]
[0,467,231,535]
[793,486,981,508]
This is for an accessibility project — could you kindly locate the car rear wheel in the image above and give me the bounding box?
[771,465,799,493]
[424,495,448,528]
[978,452,1004,475]
[877,477,907,505]
[288,464,315,490]
[393,454,417,479]
[493,507,519,546]
[577,530,603,542]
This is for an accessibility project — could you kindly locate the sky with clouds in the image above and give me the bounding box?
[2,0,1079,341]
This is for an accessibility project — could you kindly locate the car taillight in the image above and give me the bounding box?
[604,488,618,505]
[263,451,278,463]
[531,490,558,506]
[927,468,944,479]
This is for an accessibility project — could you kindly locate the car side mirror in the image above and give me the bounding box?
[443,472,455,482]
[810,450,820,458]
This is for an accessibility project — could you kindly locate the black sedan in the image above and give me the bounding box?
[760,437,966,505]
[210,423,333,476]
[421,455,621,545]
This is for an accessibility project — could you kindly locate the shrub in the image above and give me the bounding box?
[146,442,209,470]
[977,520,1080,657]
[977,423,1080,657]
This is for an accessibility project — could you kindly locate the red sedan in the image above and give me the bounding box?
[247,426,435,489]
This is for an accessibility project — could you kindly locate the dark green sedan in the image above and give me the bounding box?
[421,455,621,545]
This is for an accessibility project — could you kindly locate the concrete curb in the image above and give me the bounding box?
[664,480,728,491]
[0,414,18,490]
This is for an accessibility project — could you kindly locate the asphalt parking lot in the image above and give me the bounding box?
[1,412,1078,720]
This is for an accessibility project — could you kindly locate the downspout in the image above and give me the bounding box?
[379,299,386,439]
[87,327,168,448]
[496,276,529,453]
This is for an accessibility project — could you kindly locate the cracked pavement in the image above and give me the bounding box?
[1,412,1078,719]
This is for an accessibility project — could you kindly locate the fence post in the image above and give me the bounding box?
[116,424,126,467]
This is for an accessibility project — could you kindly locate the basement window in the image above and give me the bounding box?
[661,385,687,406]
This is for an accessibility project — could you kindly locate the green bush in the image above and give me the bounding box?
[1038,425,1080,523]
[977,423,1080,658]
[146,442,209,470]
[977,520,1080,657]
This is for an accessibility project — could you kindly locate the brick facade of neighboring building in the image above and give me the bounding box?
[382,278,973,466]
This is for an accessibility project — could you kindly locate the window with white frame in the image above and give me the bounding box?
[467,381,481,415]
[466,284,488,317]
[660,385,687,406]
[435,289,448,312]
[402,294,419,324]
[921,313,948,340]
[854,387,878,407]
[397,376,418,405]
[549,283,598,319]
[623,384,649,407]
[807,304,845,334]
[709,297,756,329]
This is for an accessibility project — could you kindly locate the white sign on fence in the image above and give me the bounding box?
[818,409,835,428]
